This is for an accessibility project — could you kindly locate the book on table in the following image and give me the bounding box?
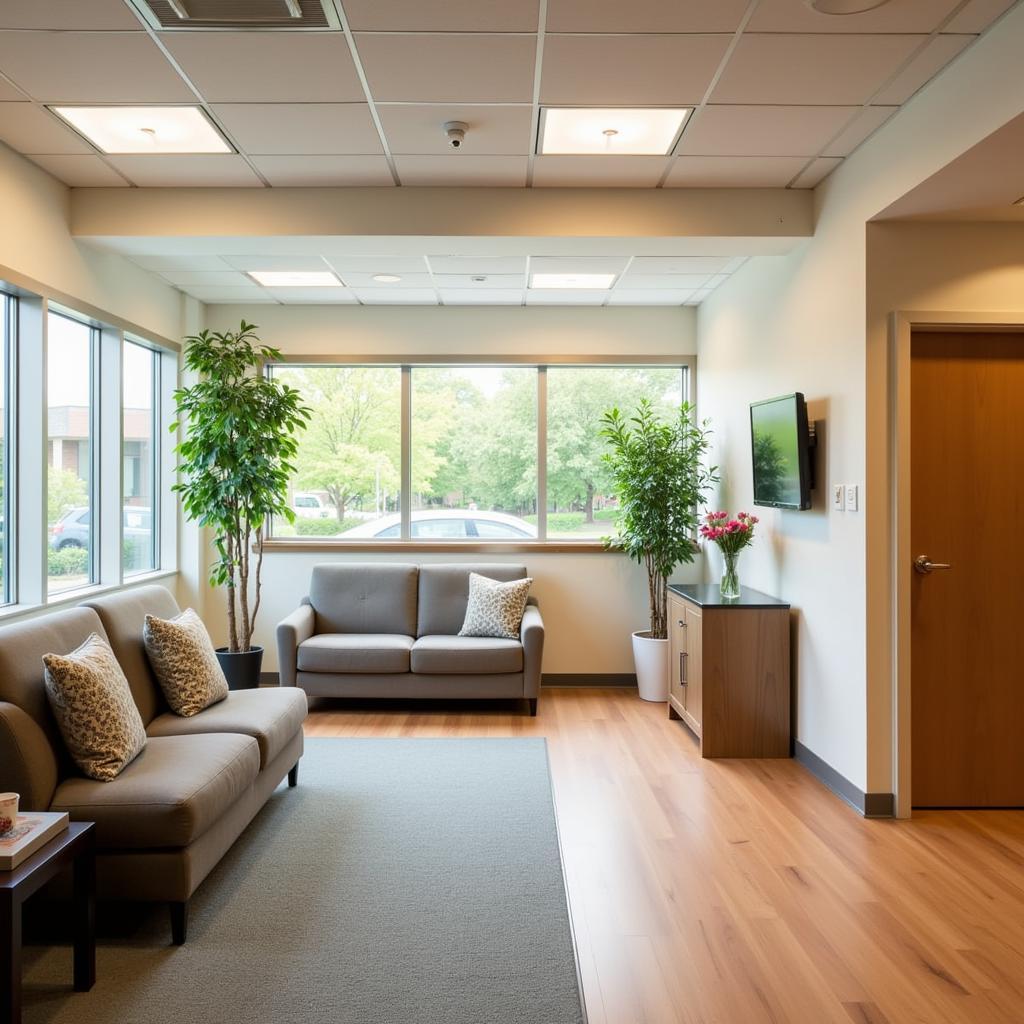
[0,811,70,871]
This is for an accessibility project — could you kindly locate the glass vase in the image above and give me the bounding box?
[720,551,741,600]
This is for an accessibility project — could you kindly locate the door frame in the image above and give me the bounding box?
[889,311,1024,818]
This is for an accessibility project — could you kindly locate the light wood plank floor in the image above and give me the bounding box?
[306,688,1024,1024]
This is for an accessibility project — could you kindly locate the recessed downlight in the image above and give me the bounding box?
[372,274,402,283]
[538,108,691,155]
[248,271,341,287]
[530,272,616,290]
[50,106,231,154]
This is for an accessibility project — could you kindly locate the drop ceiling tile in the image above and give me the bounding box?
[132,255,233,272]
[344,0,540,32]
[531,256,629,275]
[541,34,730,105]
[107,154,263,187]
[440,289,524,305]
[0,31,194,103]
[628,256,732,274]
[433,274,525,288]
[377,104,532,155]
[355,34,536,103]
[222,256,332,272]
[546,0,748,33]
[324,255,430,274]
[427,256,527,274]
[354,289,439,304]
[212,104,382,156]
[945,0,1016,32]
[822,106,898,157]
[28,154,128,186]
[161,271,258,287]
[615,274,711,289]
[0,1,144,30]
[873,34,974,105]
[0,77,24,101]
[748,0,960,32]
[532,155,668,187]
[723,257,748,273]
[664,155,807,187]
[339,272,434,288]
[0,103,94,154]
[679,105,859,157]
[790,157,843,188]
[607,290,693,305]
[394,155,528,186]
[710,34,925,105]
[161,32,364,103]
[249,155,393,187]
[266,288,358,304]
[526,289,609,305]
[185,287,277,303]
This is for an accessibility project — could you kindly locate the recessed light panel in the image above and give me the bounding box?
[539,108,691,156]
[51,106,231,154]
[372,274,402,283]
[248,271,341,287]
[530,273,616,290]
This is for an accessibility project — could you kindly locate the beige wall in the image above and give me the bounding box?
[200,303,698,674]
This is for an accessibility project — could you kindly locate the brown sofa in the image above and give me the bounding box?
[0,585,307,944]
[277,563,544,714]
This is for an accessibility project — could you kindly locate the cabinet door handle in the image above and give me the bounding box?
[680,651,688,686]
[677,619,686,628]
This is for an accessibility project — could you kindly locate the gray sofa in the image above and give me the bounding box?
[0,585,307,944]
[277,563,544,715]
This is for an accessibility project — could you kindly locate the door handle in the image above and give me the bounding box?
[677,619,686,628]
[680,651,688,686]
[914,555,952,575]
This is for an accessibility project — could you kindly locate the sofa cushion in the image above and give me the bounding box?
[146,688,307,769]
[459,572,534,639]
[309,563,418,636]
[411,635,524,675]
[298,634,414,674]
[144,608,229,717]
[50,733,259,849]
[417,564,527,637]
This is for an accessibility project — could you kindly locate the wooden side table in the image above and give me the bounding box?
[1,821,95,1024]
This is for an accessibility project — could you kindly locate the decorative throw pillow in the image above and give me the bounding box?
[43,633,147,782]
[458,572,534,640]
[143,608,229,718]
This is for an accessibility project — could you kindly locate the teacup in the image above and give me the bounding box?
[0,792,19,837]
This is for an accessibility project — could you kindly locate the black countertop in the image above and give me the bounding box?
[668,583,790,609]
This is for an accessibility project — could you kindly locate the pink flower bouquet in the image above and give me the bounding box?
[699,511,759,598]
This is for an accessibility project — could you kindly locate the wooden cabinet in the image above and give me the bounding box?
[667,584,791,758]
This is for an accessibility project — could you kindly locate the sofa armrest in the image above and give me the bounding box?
[520,601,544,699]
[276,601,315,688]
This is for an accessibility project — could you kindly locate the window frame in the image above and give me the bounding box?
[0,291,15,605]
[122,336,162,577]
[264,354,695,552]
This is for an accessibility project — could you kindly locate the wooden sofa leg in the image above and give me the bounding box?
[288,762,299,788]
[528,698,538,717]
[169,902,188,946]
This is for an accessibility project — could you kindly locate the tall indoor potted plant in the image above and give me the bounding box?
[172,322,309,688]
[601,400,716,701]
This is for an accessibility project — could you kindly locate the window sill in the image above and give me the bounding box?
[260,539,621,555]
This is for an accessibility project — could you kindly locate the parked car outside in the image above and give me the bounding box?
[49,506,152,551]
[292,493,337,519]
[342,509,536,540]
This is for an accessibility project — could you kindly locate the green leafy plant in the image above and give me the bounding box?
[601,400,717,640]
[172,322,310,652]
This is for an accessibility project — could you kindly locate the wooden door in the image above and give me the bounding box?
[668,595,687,712]
[683,604,703,736]
[911,331,1024,807]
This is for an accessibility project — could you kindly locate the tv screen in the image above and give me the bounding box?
[750,393,812,510]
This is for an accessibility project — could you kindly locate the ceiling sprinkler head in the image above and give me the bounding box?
[444,120,469,149]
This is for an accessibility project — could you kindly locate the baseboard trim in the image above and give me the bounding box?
[794,741,894,818]
[260,671,280,687]
[541,673,637,688]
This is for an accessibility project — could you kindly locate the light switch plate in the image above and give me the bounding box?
[832,483,845,511]
[845,484,858,511]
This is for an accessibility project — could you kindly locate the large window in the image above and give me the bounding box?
[47,312,96,595]
[123,339,158,575]
[270,360,690,544]
[0,293,12,604]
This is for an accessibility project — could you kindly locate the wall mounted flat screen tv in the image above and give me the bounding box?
[750,393,813,510]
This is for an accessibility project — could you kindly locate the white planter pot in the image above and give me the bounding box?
[631,630,669,703]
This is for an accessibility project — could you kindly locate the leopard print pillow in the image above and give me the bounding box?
[143,608,229,718]
[43,633,147,782]
[458,572,533,640]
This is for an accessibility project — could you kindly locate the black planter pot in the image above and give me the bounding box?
[215,645,264,690]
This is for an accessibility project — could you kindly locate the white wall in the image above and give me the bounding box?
[698,4,1024,793]
[200,303,698,674]
[0,143,181,340]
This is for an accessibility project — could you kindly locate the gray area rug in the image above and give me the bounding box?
[23,737,586,1024]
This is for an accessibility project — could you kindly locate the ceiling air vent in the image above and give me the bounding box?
[132,0,337,30]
